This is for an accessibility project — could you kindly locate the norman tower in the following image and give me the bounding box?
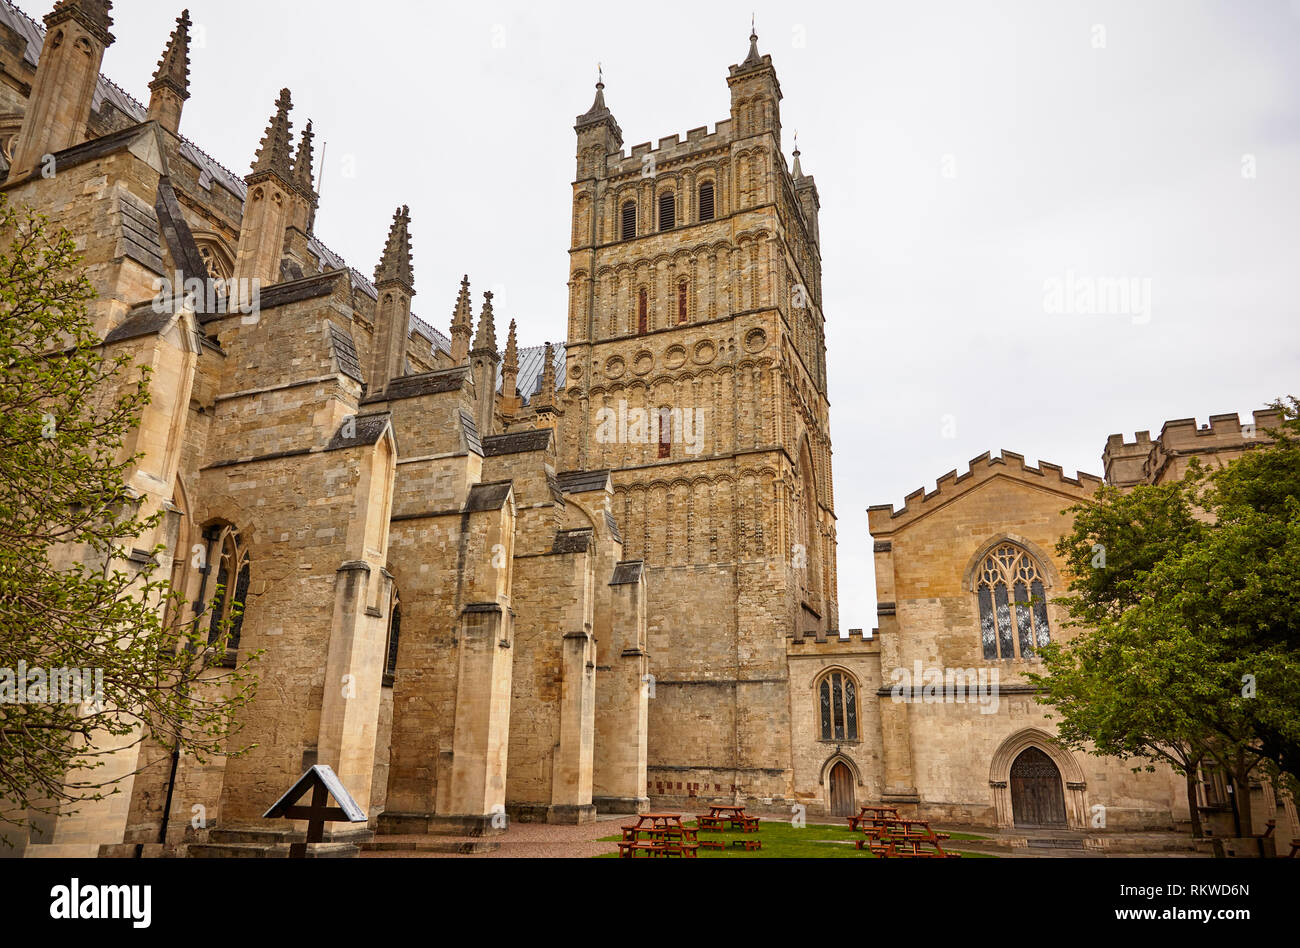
[560,30,838,802]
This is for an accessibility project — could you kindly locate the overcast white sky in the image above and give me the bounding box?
[52,0,1300,630]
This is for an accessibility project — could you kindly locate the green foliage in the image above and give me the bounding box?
[0,194,258,837]
[1031,398,1300,831]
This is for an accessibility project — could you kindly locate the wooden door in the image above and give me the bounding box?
[829,762,854,818]
[1010,747,1067,827]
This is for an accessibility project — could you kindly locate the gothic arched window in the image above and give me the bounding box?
[698,181,715,222]
[383,590,401,687]
[621,200,637,241]
[977,544,1051,660]
[202,524,250,664]
[817,670,858,741]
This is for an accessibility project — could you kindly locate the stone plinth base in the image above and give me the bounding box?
[593,795,649,815]
[376,811,506,837]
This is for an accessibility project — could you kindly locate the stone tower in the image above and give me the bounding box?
[559,30,838,803]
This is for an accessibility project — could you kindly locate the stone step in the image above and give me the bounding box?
[360,836,500,854]
[188,841,359,859]
[209,827,296,845]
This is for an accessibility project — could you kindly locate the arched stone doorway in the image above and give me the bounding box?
[989,728,1088,829]
[1010,747,1067,827]
[829,761,855,817]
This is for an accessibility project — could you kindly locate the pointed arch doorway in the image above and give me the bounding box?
[829,761,855,818]
[1010,747,1067,827]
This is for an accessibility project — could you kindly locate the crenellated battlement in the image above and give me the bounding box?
[606,119,735,179]
[868,450,1102,532]
[787,628,877,649]
[1102,407,1282,487]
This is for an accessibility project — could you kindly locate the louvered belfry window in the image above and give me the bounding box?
[698,182,715,222]
[659,191,675,231]
[621,201,636,240]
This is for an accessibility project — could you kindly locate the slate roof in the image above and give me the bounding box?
[329,323,363,384]
[482,429,552,457]
[460,409,482,455]
[326,411,393,451]
[610,560,645,585]
[154,174,207,283]
[557,470,611,494]
[509,343,567,402]
[465,481,512,512]
[103,302,175,344]
[553,528,594,555]
[118,191,165,274]
[361,366,468,404]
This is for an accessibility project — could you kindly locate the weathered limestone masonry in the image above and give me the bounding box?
[560,31,839,807]
[0,0,646,857]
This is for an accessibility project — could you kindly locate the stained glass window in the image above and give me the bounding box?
[976,544,1052,659]
[203,524,250,660]
[818,671,859,741]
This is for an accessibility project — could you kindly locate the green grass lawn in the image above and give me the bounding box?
[597,819,996,858]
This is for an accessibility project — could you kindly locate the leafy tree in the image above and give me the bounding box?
[1032,399,1300,837]
[0,194,257,842]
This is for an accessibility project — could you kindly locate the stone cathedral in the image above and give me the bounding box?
[4,1,1290,858]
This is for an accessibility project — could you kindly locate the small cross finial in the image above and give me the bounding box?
[598,62,603,84]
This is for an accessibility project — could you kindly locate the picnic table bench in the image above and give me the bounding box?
[696,805,760,833]
[616,813,700,857]
[852,815,959,858]
[847,805,900,831]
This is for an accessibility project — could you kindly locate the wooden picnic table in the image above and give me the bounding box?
[847,805,900,831]
[617,813,700,857]
[706,805,747,817]
[694,804,761,836]
[638,812,686,828]
[852,815,958,858]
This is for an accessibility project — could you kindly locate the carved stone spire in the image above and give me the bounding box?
[147,9,190,134]
[574,64,622,148]
[503,319,519,368]
[470,291,500,438]
[367,206,415,396]
[473,291,497,354]
[501,319,519,398]
[250,88,295,180]
[373,205,414,291]
[293,120,317,195]
[534,342,557,409]
[47,0,114,45]
[742,22,763,67]
[450,275,473,364]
